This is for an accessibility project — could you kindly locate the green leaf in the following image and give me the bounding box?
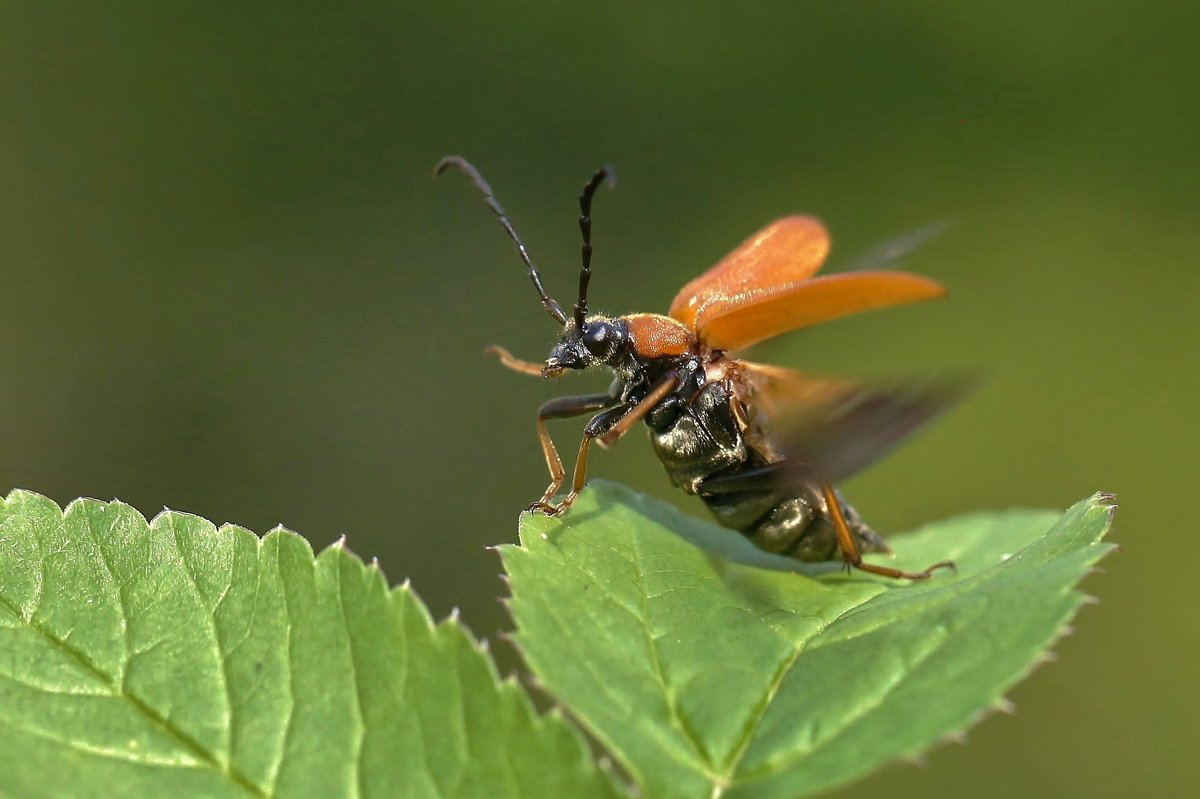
[0,490,622,799]
[503,481,1114,799]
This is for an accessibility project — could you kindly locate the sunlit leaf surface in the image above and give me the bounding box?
[0,490,621,799]
[504,481,1113,799]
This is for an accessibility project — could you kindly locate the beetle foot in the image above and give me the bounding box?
[526,491,582,516]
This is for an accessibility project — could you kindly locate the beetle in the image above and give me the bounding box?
[436,156,958,580]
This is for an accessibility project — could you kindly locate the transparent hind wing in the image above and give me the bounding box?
[738,362,972,484]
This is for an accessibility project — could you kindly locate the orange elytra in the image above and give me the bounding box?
[669,215,945,351]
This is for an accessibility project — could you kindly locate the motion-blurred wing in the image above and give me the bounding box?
[669,216,830,331]
[835,220,953,273]
[695,270,946,351]
[765,373,972,485]
[737,360,857,419]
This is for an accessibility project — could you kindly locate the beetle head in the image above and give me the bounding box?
[543,316,629,377]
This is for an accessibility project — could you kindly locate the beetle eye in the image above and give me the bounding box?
[582,323,610,356]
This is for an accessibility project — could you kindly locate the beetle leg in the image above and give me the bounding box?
[821,484,955,581]
[529,392,622,513]
[538,374,683,515]
[485,344,545,377]
[596,373,680,448]
[531,403,633,514]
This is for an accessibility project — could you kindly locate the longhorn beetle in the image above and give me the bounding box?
[437,156,958,580]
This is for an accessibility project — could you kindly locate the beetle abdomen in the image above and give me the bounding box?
[647,381,746,494]
[648,380,888,563]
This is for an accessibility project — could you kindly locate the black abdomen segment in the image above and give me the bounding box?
[647,381,887,562]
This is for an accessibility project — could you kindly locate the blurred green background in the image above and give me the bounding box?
[1,2,1195,797]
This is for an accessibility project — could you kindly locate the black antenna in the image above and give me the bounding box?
[435,155,567,324]
[575,164,617,328]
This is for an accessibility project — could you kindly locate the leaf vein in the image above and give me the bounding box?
[79,506,129,686]
[168,515,234,766]
[334,560,367,799]
[267,543,296,796]
[626,530,715,774]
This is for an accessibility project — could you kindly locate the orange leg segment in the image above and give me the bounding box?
[485,344,545,377]
[821,484,954,581]
[529,392,620,513]
[597,374,680,448]
[531,374,681,515]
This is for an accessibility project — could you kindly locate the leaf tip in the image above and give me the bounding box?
[493,542,524,567]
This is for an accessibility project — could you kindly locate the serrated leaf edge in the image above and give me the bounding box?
[1,488,618,799]
[501,488,1116,799]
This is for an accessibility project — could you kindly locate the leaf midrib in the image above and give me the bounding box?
[709,579,887,795]
[0,591,266,797]
[719,547,1090,792]
[688,512,1083,793]
[626,527,720,779]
